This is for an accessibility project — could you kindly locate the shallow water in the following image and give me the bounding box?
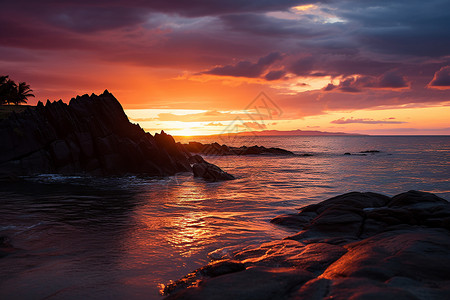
[0,136,449,299]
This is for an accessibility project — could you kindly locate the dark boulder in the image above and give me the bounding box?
[192,162,235,182]
[165,267,313,300]
[388,190,448,208]
[188,154,205,164]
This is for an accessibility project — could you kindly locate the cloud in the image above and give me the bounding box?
[323,71,409,93]
[331,117,407,124]
[220,12,330,38]
[323,83,336,91]
[428,66,450,88]
[152,110,271,122]
[337,0,450,57]
[264,70,286,81]
[378,71,409,88]
[1,0,450,117]
[142,1,323,17]
[289,56,316,76]
[201,52,283,78]
[205,122,225,126]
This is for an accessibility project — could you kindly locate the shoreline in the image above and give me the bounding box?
[163,190,450,299]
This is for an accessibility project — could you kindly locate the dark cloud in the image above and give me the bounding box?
[323,71,409,93]
[264,70,286,81]
[1,1,324,28]
[278,86,450,119]
[331,117,407,125]
[139,0,322,17]
[337,0,450,57]
[428,66,450,88]
[377,71,409,88]
[289,57,316,76]
[287,55,402,79]
[201,52,282,78]
[339,77,362,93]
[325,58,400,78]
[323,83,336,91]
[0,18,95,50]
[1,0,450,116]
[220,13,330,38]
[47,7,148,32]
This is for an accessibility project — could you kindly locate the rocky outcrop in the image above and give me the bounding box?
[163,190,450,299]
[183,142,298,156]
[0,90,232,181]
[192,162,235,182]
[344,150,381,156]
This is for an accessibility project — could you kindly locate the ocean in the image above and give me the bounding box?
[0,136,449,299]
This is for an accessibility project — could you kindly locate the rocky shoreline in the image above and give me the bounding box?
[0,91,301,182]
[162,190,450,299]
[0,91,237,182]
[183,142,299,156]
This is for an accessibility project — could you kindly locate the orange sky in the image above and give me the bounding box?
[1,1,450,136]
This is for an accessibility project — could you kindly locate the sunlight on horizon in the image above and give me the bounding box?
[125,104,450,136]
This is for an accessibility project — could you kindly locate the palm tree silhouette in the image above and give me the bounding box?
[12,82,35,105]
[0,76,34,105]
[0,76,10,105]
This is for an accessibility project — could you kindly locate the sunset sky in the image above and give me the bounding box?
[1,0,450,135]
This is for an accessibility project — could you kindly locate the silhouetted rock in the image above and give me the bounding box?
[163,191,450,299]
[344,150,381,156]
[162,260,246,296]
[165,267,314,300]
[193,162,235,182]
[183,142,297,156]
[0,91,232,180]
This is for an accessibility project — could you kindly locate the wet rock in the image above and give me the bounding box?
[325,277,420,300]
[322,228,450,282]
[183,142,296,156]
[165,191,450,299]
[162,260,245,296]
[234,240,347,275]
[165,267,313,300]
[306,206,364,239]
[208,244,244,261]
[388,190,448,208]
[300,192,390,215]
[188,154,205,164]
[270,212,317,229]
[360,150,381,154]
[192,162,235,182]
[200,260,246,277]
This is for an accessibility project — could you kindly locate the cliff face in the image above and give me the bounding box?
[0,90,192,177]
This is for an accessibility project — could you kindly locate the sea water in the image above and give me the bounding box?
[0,136,449,299]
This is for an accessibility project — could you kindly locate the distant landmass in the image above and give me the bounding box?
[206,129,365,137]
